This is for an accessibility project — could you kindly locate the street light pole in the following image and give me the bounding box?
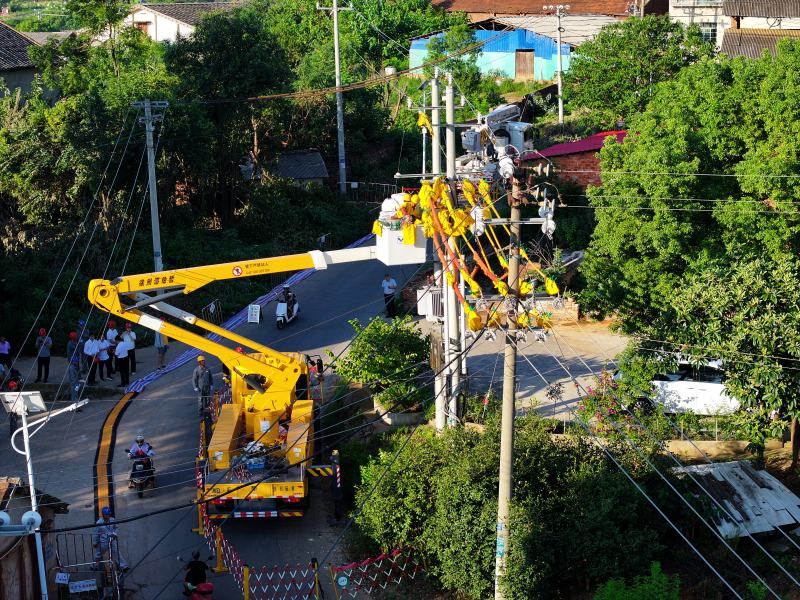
[10,399,88,600]
[545,4,569,124]
[317,0,352,194]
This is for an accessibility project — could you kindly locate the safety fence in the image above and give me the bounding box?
[54,532,123,599]
[125,233,374,394]
[329,548,423,599]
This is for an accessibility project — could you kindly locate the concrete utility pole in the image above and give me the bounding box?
[444,73,462,426]
[317,1,352,194]
[431,69,442,176]
[494,175,522,600]
[134,99,169,272]
[545,4,569,124]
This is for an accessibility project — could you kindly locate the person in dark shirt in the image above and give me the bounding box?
[184,551,209,586]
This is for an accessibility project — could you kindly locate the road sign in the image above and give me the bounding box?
[247,304,261,324]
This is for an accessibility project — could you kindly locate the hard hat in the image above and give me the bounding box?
[125,323,132,329]
[101,506,111,516]
[8,381,17,391]
[136,434,144,442]
[79,320,86,326]
[69,331,78,340]
[108,320,116,327]
[283,284,290,289]
[38,328,46,336]
[197,355,205,362]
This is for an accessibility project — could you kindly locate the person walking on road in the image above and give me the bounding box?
[381,273,398,318]
[122,323,137,374]
[34,328,52,383]
[155,332,169,370]
[66,331,81,404]
[192,356,213,416]
[0,335,11,369]
[93,506,128,571]
[114,335,131,387]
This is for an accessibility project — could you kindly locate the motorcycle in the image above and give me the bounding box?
[128,454,155,498]
[275,295,299,329]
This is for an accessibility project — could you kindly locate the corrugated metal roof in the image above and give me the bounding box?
[673,461,800,538]
[720,27,800,58]
[277,150,329,180]
[432,0,634,16]
[0,21,35,71]
[494,14,620,45]
[0,476,69,514]
[524,130,626,159]
[723,0,800,18]
[138,2,242,26]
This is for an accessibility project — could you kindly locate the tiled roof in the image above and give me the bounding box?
[277,150,329,180]
[431,0,634,16]
[24,30,77,45]
[524,130,627,159]
[139,2,242,27]
[494,14,620,45]
[0,21,35,71]
[723,0,800,18]
[0,476,69,514]
[720,28,800,58]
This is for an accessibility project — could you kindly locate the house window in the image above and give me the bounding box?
[699,22,717,44]
[134,21,150,34]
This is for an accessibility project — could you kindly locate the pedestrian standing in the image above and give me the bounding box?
[83,332,100,385]
[0,335,11,369]
[66,331,81,404]
[192,356,213,416]
[92,506,128,570]
[97,336,110,382]
[114,335,130,387]
[34,328,52,383]
[105,321,118,374]
[155,332,169,370]
[78,320,89,376]
[122,323,137,374]
[381,273,398,318]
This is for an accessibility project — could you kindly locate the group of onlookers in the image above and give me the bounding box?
[80,320,137,387]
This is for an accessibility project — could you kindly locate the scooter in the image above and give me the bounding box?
[178,555,215,599]
[128,455,155,498]
[276,297,299,329]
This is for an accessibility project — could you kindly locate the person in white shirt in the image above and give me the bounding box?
[105,321,119,375]
[97,337,111,382]
[83,333,100,385]
[114,335,132,387]
[381,273,398,317]
[122,323,137,374]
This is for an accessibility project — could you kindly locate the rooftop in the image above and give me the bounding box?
[136,2,243,26]
[523,130,627,159]
[720,28,800,58]
[0,21,35,71]
[24,30,78,45]
[277,150,329,180]
[431,0,635,16]
[0,476,69,514]
[723,0,800,18]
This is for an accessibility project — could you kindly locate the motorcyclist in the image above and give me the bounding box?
[183,551,211,597]
[128,434,155,488]
[281,284,296,317]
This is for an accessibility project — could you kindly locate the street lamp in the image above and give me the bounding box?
[2,391,88,600]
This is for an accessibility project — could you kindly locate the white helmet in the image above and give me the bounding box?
[136,434,144,443]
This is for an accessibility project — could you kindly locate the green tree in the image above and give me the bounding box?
[564,16,712,124]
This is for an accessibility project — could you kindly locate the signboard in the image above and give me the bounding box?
[54,572,70,584]
[69,579,98,592]
[247,304,261,324]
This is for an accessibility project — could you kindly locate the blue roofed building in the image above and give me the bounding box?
[409,15,621,81]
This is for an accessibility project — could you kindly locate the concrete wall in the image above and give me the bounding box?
[0,68,37,96]
[127,9,195,43]
[669,0,728,47]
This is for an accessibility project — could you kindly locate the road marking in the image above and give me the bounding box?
[93,392,136,520]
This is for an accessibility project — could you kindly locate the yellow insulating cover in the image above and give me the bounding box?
[372,220,383,237]
[519,280,533,296]
[402,222,416,245]
[418,183,433,209]
[494,280,509,296]
[208,404,242,472]
[544,278,559,295]
[466,306,483,331]
[461,270,482,296]
[245,408,282,444]
[285,421,309,466]
[292,400,314,424]
[462,179,476,206]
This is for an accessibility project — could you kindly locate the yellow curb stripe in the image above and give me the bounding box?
[93,392,135,520]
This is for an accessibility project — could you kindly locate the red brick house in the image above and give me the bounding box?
[522,130,627,188]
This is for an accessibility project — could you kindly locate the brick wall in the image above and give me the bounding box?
[529,151,602,189]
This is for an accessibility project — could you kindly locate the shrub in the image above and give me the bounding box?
[593,563,680,600]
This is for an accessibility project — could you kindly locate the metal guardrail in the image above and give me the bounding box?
[54,533,122,599]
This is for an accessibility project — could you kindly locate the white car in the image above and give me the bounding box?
[649,361,739,415]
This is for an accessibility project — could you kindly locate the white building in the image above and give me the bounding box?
[126,2,242,43]
[669,0,728,48]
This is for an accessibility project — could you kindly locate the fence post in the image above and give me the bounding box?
[192,459,204,535]
[329,565,341,600]
[243,565,250,600]
[213,529,228,573]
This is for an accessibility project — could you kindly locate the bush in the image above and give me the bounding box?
[593,563,680,600]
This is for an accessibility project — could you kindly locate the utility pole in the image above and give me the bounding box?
[494,173,522,600]
[545,5,569,124]
[444,73,462,426]
[430,70,446,432]
[134,99,168,271]
[431,69,442,176]
[317,0,352,194]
